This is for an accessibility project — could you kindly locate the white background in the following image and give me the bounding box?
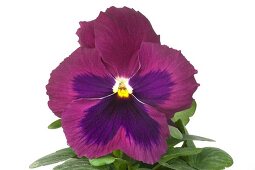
[0,0,254,169]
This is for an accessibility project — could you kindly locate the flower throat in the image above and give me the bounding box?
[112,78,133,98]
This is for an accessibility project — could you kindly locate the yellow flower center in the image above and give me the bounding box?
[113,78,133,98]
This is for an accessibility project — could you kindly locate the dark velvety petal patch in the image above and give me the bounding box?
[130,71,174,106]
[80,94,160,148]
[72,74,115,99]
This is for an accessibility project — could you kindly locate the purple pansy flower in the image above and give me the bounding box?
[46,7,199,164]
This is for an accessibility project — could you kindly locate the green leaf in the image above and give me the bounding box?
[172,100,196,125]
[167,137,182,147]
[29,148,76,168]
[175,120,195,148]
[169,126,183,140]
[188,147,233,170]
[89,156,116,166]
[53,158,109,170]
[48,119,62,129]
[182,134,215,142]
[160,147,202,163]
[112,150,123,158]
[160,159,196,170]
[129,163,141,170]
[112,157,129,170]
[113,160,127,170]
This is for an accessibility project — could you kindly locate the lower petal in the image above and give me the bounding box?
[62,95,169,164]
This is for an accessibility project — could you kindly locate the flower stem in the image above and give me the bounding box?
[152,164,161,170]
[127,163,132,170]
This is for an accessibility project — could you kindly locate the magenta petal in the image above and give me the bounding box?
[131,42,199,117]
[46,47,114,117]
[94,7,160,77]
[76,21,95,48]
[62,96,169,164]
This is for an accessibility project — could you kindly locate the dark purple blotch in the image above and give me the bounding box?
[72,73,115,99]
[79,94,160,149]
[130,71,174,105]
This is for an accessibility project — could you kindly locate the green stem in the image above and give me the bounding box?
[113,162,119,170]
[152,163,161,170]
[127,163,132,170]
[175,120,195,147]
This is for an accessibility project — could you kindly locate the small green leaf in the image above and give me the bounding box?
[130,164,140,170]
[29,148,76,168]
[167,137,182,147]
[48,119,62,129]
[172,100,196,125]
[160,147,202,163]
[112,150,123,158]
[53,158,109,170]
[175,120,195,148]
[169,126,183,139]
[188,147,233,170]
[89,156,116,166]
[113,160,127,170]
[160,159,196,170]
[182,134,215,142]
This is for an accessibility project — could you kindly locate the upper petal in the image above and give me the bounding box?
[62,95,169,164]
[130,42,199,117]
[46,47,114,117]
[94,7,160,77]
[76,20,95,48]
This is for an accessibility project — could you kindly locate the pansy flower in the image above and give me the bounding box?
[46,7,198,164]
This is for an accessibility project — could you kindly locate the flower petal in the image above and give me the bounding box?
[62,95,169,164]
[46,47,114,117]
[94,7,160,77]
[130,42,199,117]
[76,21,95,48]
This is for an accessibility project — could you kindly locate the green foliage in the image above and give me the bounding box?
[172,100,196,125]
[113,150,123,158]
[159,147,203,164]
[48,119,62,129]
[169,126,183,139]
[29,148,76,168]
[113,159,127,170]
[160,159,196,170]
[53,158,109,170]
[89,156,116,166]
[182,134,215,142]
[167,137,182,147]
[175,120,196,148]
[188,147,233,170]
